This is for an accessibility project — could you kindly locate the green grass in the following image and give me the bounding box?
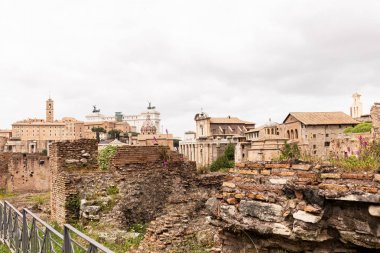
[0,189,17,199]
[26,193,50,205]
[0,243,11,253]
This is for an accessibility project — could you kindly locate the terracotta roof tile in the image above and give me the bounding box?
[210,117,254,125]
[285,112,358,125]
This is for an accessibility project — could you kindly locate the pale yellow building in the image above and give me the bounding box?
[7,98,84,153]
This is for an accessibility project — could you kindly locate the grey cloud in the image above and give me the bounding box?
[0,0,380,136]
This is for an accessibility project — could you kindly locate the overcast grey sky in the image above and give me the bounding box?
[1,0,380,136]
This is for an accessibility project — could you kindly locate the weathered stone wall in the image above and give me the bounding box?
[0,136,7,152]
[207,162,380,252]
[49,140,226,251]
[0,152,49,192]
[50,139,98,224]
[371,103,380,138]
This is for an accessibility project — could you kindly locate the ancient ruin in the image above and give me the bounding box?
[206,162,380,252]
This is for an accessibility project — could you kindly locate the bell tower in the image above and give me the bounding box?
[350,92,363,119]
[46,98,54,123]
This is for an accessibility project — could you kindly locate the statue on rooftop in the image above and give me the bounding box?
[93,105,100,113]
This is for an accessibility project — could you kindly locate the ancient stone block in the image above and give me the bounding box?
[238,169,258,175]
[222,182,236,188]
[368,205,380,217]
[291,164,312,171]
[320,173,341,179]
[260,169,271,175]
[356,186,378,194]
[246,163,264,169]
[319,183,348,192]
[341,173,373,180]
[239,200,284,222]
[273,223,292,236]
[226,198,238,205]
[266,163,291,169]
[374,174,380,182]
[270,178,288,185]
[297,172,317,179]
[304,205,321,214]
[272,171,296,177]
[293,211,321,224]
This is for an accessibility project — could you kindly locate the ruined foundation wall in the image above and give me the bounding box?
[0,152,49,192]
[207,162,380,252]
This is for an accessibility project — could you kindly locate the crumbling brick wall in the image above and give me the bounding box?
[371,103,380,138]
[0,152,49,192]
[50,139,98,224]
[110,145,183,167]
[50,142,188,225]
[207,162,380,252]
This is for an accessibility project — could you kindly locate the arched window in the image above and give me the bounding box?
[291,130,294,139]
[295,129,298,139]
[287,130,290,139]
[271,128,274,135]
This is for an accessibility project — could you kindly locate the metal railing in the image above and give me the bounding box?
[0,201,113,253]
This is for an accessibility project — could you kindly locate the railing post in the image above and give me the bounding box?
[3,202,8,240]
[63,225,71,253]
[22,209,28,253]
[0,203,3,239]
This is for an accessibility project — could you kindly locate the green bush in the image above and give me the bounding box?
[224,144,235,161]
[208,144,235,172]
[344,123,372,134]
[279,143,300,161]
[65,194,80,221]
[98,146,118,170]
[209,154,234,172]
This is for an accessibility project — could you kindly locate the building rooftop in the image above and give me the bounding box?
[209,117,254,125]
[284,112,359,125]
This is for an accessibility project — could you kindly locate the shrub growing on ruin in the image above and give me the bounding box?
[224,143,235,161]
[331,141,380,172]
[65,194,81,221]
[209,145,235,172]
[279,143,300,161]
[106,185,119,195]
[344,123,372,134]
[209,155,234,172]
[98,146,118,170]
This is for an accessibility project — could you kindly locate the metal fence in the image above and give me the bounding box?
[0,201,113,253]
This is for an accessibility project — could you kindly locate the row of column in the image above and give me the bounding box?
[179,143,213,168]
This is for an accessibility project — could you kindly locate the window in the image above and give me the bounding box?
[325,142,330,147]
[295,129,298,139]
[313,134,316,138]
[313,145,317,149]
[326,134,329,137]
[313,150,317,155]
